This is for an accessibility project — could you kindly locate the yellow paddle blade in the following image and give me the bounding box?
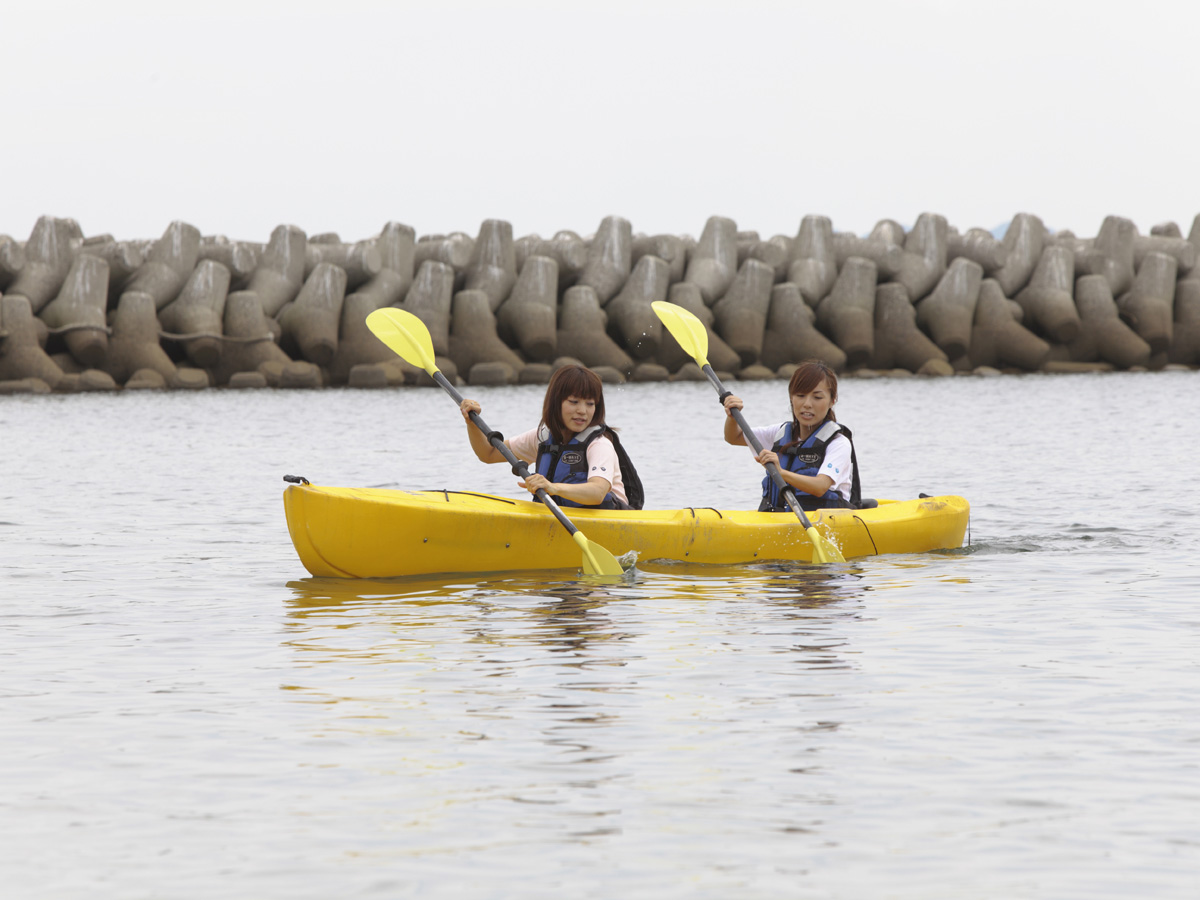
[806,526,846,564]
[573,530,626,576]
[651,301,710,369]
[365,307,438,374]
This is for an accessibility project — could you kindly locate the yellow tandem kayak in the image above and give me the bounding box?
[283,483,970,578]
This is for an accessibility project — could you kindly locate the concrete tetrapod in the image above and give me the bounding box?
[401,260,456,357]
[1168,279,1200,365]
[969,279,1049,371]
[464,219,517,312]
[654,282,741,375]
[633,233,687,283]
[323,227,418,384]
[1118,251,1176,355]
[1014,244,1081,342]
[103,291,179,385]
[0,377,54,395]
[277,263,348,368]
[1172,218,1200,364]
[606,254,670,360]
[496,255,558,362]
[761,282,847,372]
[328,292,420,387]
[895,212,949,302]
[197,236,257,288]
[517,232,587,290]
[39,253,111,368]
[1188,214,1200,258]
[304,238,381,291]
[712,258,775,367]
[1055,232,1108,287]
[579,215,632,306]
[211,291,291,386]
[816,257,877,368]
[1134,234,1195,275]
[1093,215,1137,298]
[447,289,524,384]
[0,234,25,290]
[679,235,698,275]
[870,219,907,247]
[948,228,1008,274]
[0,295,65,387]
[788,215,837,308]
[158,260,231,369]
[80,237,144,305]
[992,213,1046,298]
[345,224,420,312]
[121,220,202,311]
[872,282,947,373]
[354,221,416,307]
[737,234,790,283]
[246,224,307,317]
[1067,275,1151,369]
[555,285,634,374]
[833,233,903,280]
[685,215,739,305]
[414,232,473,286]
[5,216,81,313]
[916,257,984,360]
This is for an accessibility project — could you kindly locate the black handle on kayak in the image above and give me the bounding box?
[431,370,583,539]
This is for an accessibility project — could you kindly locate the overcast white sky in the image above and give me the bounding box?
[6,0,1197,244]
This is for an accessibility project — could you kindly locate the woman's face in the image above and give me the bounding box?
[561,395,596,436]
[790,378,833,433]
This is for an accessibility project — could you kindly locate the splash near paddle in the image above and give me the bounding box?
[651,301,847,564]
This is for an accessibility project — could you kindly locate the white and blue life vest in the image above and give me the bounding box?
[535,424,623,510]
[760,419,860,512]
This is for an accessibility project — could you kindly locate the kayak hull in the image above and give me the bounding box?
[284,484,970,578]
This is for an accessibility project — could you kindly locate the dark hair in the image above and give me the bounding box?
[781,359,839,451]
[541,365,606,443]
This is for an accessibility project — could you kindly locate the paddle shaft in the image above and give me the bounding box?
[700,363,823,533]
[429,370,589,541]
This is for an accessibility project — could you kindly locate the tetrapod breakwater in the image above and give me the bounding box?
[1,212,1198,394]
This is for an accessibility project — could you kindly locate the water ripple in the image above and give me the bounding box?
[2,375,1199,899]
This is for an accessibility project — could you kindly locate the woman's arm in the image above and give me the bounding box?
[756,433,851,498]
[520,473,612,505]
[757,448,836,498]
[519,435,616,505]
[723,394,746,445]
[459,398,509,464]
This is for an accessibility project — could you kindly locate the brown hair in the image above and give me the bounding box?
[541,364,606,443]
[781,359,839,450]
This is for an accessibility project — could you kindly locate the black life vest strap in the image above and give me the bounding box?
[536,424,606,481]
[773,420,841,471]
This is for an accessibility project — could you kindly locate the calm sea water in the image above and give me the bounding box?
[2,372,1198,900]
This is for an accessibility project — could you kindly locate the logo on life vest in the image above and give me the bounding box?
[561,451,584,465]
[796,451,822,466]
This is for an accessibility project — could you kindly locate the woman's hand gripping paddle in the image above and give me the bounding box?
[366,307,626,577]
[650,301,846,564]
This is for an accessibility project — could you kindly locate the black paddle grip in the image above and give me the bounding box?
[723,381,818,531]
[443,375,579,537]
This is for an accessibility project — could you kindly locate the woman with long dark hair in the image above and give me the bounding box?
[722,360,861,511]
[460,364,634,509]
